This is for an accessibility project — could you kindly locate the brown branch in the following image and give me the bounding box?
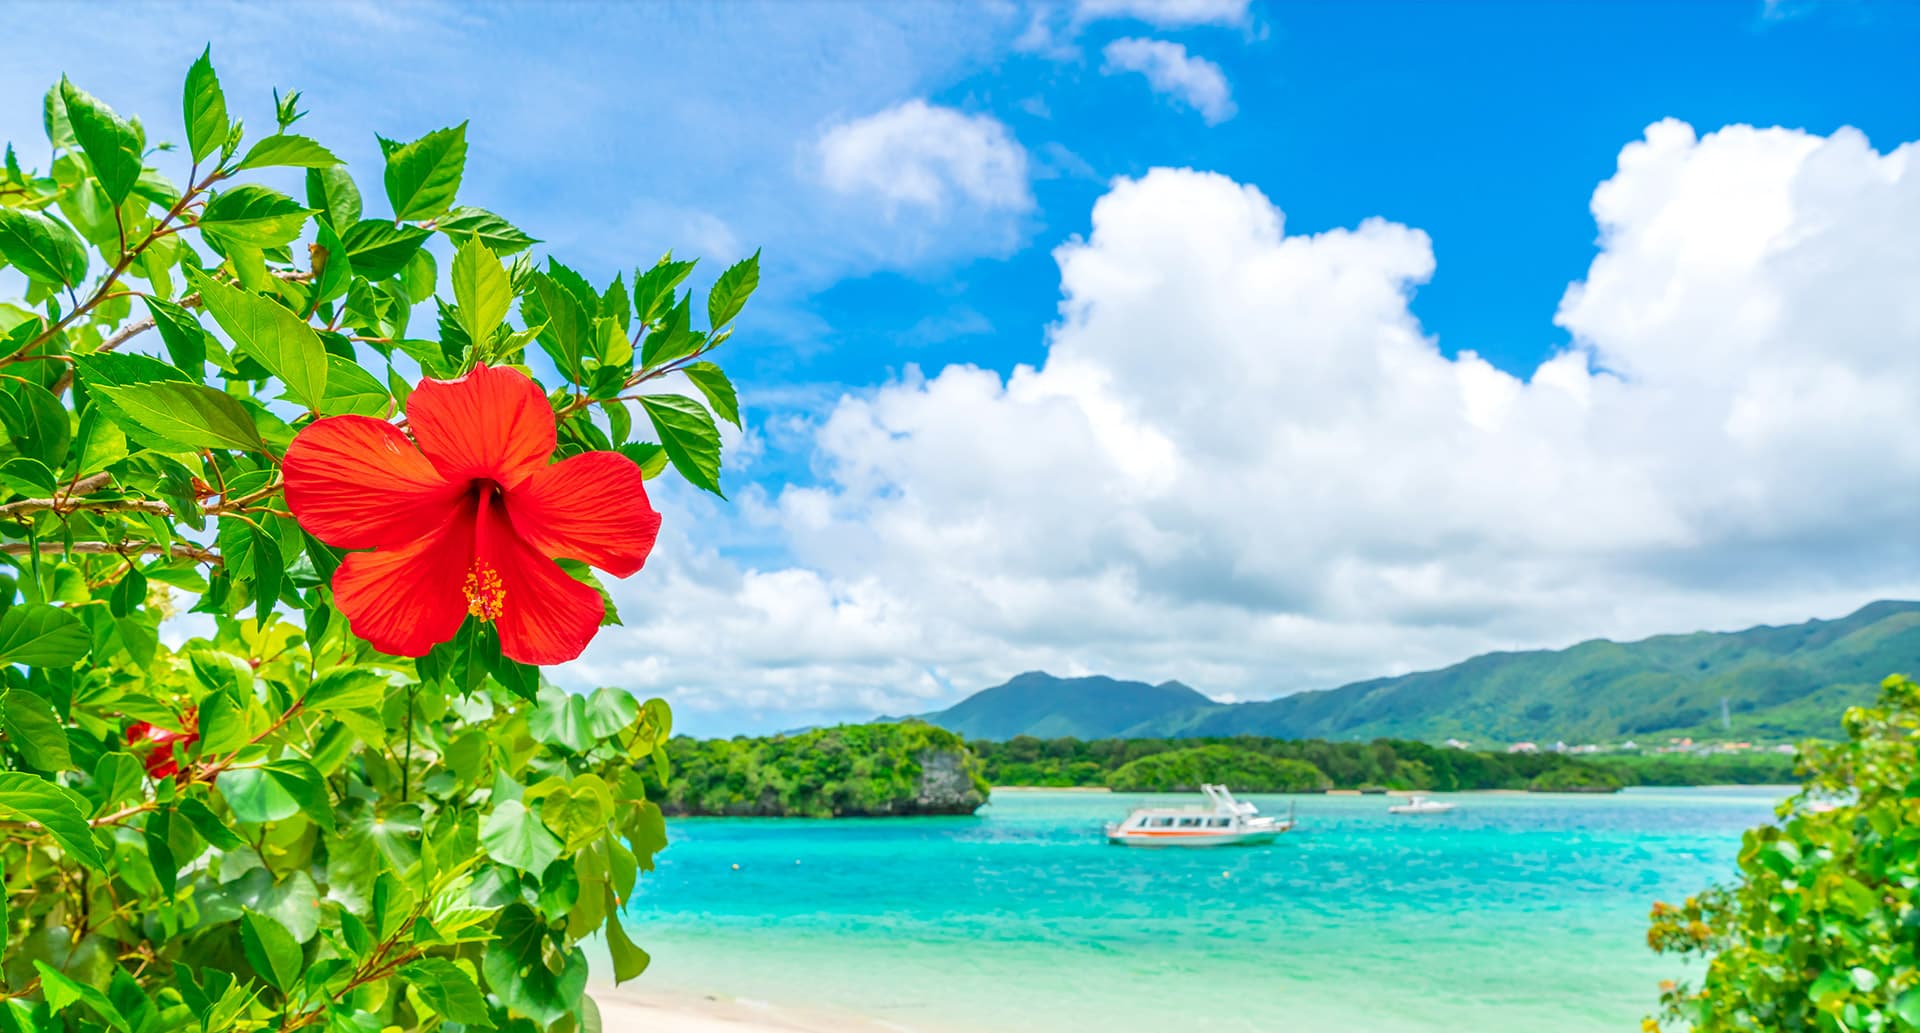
[0,540,218,564]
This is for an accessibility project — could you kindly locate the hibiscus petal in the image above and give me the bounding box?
[503,451,662,578]
[332,506,477,657]
[476,493,606,665]
[406,363,557,487]
[284,416,464,549]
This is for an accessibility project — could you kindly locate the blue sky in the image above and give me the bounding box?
[8,1,1920,733]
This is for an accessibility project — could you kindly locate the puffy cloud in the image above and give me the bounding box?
[816,100,1032,216]
[566,120,1920,731]
[1076,0,1252,29]
[1101,38,1236,124]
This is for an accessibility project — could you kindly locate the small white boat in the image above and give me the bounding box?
[1387,794,1457,815]
[1105,784,1294,847]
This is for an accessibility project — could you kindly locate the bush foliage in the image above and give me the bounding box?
[654,723,989,817]
[1647,675,1920,1032]
[0,52,753,1031]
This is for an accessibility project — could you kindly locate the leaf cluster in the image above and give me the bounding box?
[0,50,757,1031]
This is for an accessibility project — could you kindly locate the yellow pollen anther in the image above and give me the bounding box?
[463,561,506,621]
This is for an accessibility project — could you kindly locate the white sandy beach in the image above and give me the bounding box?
[590,985,932,1033]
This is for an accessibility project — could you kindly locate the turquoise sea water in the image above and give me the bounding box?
[624,787,1784,1032]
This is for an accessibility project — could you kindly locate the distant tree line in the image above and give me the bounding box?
[649,722,991,817]
[972,735,1798,792]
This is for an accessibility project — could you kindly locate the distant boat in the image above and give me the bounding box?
[1387,795,1457,815]
[1105,784,1294,847]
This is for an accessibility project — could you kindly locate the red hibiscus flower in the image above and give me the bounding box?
[128,711,198,779]
[281,364,660,664]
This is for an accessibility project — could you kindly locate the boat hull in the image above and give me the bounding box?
[1105,824,1290,848]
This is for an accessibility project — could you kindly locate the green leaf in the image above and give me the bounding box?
[340,219,429,280]
[191,272,329,410]
[402,958,495,1027]
[2,379,71,468]
[585,687,639,739]
[0,771,105,871]
[304,666,389,713]
[145,296,208,373]
[236,134,340,171]
[640,292,704,369]
[618,441,668,479]
[0,603,89,667]
[530,688,593,753]
[481,799,563,874]
[250,525,281,625]
[383,123,468,221]
[1,687,73,771]
[145,808,177,895]
[634,256,696,326]
[1896,988,1920,1028]
[0,206,88,286]
[217,760,330,828]
[240,909,302,994]
[197,185,311,249]
[452,238,511,349]
[319,355,390,417]
[306,165,362,228]
[681,361,740,429]
[183,46,228,165]
[179,796,245,849]
[638,393,723,496]
[707,249,760,329]
[60,79,143,205]
[529,272,590,384]
[95,380,267,453]
[34,961,130,1032]
[439,206,537,255]
[605,906,651,984]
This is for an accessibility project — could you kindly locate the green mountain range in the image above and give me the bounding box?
[922,600,1920,744]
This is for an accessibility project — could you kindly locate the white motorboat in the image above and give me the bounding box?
[1387,794,1457,815]
[1105,784,1294,847]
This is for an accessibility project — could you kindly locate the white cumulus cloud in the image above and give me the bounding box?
[816,99,1033,216]
[568,119,1920,733]
[1077,0,1252,28]
[1102,38,1237,124]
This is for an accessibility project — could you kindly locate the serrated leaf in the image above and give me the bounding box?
[640,292,703,369]
[0,771,105,871]
[306,165,362,228]
[145,296,208,373]
[191,272,329,410]
[638,393,723,496]
[198,184,311,249]
[61,78,143,205]
[304,666,389,712]
[96,379,268,453]
[340,219,428,280]
[1,687,73,772]
[34,961,129,1031]
[439,206,537,255]
[319,355,390,417]
[236,134,340,171]
[617,441,668,479]
[384,123,467,221]
[681,361,740,428]
[452,238,511,349]
[634,256,696,326]
[240,909,302,993]
[0,206,89,286]
[528,272,590,384]
[0,604,89,667]
[707,249,759,329]
[183,46,228,165]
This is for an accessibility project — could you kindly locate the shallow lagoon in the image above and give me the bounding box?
[625,787,1783,1032]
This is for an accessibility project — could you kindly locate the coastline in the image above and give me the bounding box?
[591,984,946,1033]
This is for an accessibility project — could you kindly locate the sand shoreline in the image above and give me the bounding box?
[590,984,949,1033]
